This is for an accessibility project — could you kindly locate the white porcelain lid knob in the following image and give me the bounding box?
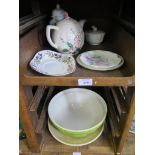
[91,25,98,32]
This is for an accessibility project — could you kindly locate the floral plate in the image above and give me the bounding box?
[48,118,104,146]
[77,50,124,71]
[30,50,76,76]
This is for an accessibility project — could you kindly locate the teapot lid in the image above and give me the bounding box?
[51,4,69,22]
[52,4,65,17]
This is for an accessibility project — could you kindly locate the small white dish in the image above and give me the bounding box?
[85,26,105,45]
[48,118,104,146]
[30,50,76,76]
[76,50,124,71]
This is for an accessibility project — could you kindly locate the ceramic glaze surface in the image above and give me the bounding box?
[46,17,84,55]
[77,50,124,71]
[49,4,68,25]
[30,50,76,76]
[48,88,107,132]
[85,26,105,45]
[52,4,66,22]
[48,118,104,146]
[86,31,105,45]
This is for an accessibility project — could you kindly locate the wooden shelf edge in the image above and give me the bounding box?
[20,74,135,87]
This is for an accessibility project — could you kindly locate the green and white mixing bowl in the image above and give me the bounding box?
[48,88,107,137]
[48,118,104,146]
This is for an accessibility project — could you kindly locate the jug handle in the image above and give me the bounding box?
[46,25,59,49]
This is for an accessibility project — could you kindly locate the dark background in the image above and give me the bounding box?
[19,0,135,24]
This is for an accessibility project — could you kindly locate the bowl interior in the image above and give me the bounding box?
[48,88,107,131]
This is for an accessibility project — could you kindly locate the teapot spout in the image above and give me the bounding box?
[79,19,86,28]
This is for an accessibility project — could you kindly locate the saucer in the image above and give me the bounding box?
[77,50,124,71]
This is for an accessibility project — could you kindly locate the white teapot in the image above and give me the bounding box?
[46,17,86,55]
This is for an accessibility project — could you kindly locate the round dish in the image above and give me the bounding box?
[48,118,104,146]
[30,50,76,76]
[76,50,124,71]
[48,88,107,137]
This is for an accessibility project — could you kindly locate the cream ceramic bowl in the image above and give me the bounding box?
[48,88,107,137]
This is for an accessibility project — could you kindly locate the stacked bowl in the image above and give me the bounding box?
[48,88,107,146]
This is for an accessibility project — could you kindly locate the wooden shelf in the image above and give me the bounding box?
[19,18,135,155]
[20,66,134,87]
[20,19,135,86]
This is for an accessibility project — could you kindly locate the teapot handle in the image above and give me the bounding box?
[46,25,59,49]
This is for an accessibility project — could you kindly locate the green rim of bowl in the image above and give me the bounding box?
[48,118,104,146]
[48,88,107,136]
[49,117,104,137]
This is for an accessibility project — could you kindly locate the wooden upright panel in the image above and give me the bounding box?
[116,90,135,154]
[19,85,41,152]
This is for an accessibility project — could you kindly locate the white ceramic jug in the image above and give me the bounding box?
[46,17,85,55]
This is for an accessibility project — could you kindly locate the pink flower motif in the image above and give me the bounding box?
[68,47,74,53]
[74,34,80,42]
[64,12,69,18]
[74,36,81,47]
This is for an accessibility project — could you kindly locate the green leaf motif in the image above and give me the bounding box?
[67,42,73,48]
[76,48,81,52]
[62,49,68,52]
